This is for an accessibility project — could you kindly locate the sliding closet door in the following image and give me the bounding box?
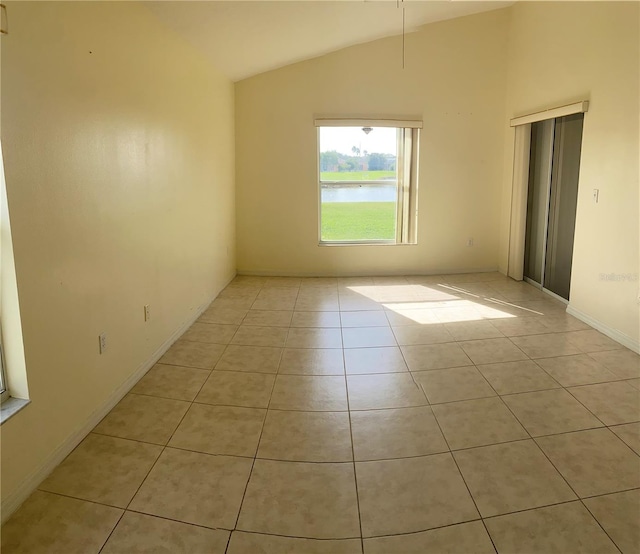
[544,113,584,300]
[523,119,554,285]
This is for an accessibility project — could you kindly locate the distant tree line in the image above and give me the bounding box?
[320,150,396,172]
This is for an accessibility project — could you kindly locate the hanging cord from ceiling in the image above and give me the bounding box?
[396,0,405,69]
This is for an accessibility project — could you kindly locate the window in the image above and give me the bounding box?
[316,119,420,245]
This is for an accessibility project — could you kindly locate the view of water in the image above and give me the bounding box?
[321,184,397,203]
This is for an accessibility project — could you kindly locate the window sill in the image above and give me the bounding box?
[1,397,30,425]
[318,241,417,247]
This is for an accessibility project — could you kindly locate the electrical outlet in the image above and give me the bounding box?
[144,304,151,322]
[99,333,107,354]
[466,238,474,247]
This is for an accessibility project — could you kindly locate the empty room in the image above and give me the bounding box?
[0,1,639,553]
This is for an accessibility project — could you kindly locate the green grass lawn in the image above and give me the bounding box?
[320,170,396,181]
[321,202,396,241]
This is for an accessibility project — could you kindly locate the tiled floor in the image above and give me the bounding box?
[3,273,640,553]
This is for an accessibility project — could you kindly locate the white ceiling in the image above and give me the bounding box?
[146,1,513,81]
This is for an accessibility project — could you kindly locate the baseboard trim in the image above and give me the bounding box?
[0,289,223,524]
[237,267,500,278]
[566,305,640,354]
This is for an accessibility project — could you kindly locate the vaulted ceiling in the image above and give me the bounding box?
[147,1,513,81]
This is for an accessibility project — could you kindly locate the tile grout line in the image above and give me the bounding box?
[342,341,365,554]
[494,380,627,553]
[224,281,296,554]
[412,368,500,554]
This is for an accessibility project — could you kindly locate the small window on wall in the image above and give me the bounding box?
[315,119,421,245]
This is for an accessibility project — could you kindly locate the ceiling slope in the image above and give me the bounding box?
[146,1,512,81]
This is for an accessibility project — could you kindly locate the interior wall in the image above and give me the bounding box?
[499,1,640,346]
[235,8,509,276]
[0,1,235,509]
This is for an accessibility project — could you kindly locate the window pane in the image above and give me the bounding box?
[319,127,398,241]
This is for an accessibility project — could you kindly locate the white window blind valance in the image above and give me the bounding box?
[314,118,423,129]
[510,101,589,127]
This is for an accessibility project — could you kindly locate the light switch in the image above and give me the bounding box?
[593,189,599,203]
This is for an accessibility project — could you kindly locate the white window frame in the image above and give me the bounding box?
[0,334,8,404]
[315,118,421,246]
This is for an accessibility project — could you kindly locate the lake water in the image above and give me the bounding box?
[321,184,396,203]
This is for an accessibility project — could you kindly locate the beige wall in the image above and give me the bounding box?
[0,2,235,509]
[235,9,509,276]
[499,2,640,346]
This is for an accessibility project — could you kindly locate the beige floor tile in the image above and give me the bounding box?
[432,397,528,450]
[1,491,122,554]
[230,275,266,286]
[502,389,604,436]
[536,354,620,386]
[391,324,453,346]
[453,440,576,517]
[228,532,362,554]
[231,325,288,347]
[510,333,582,359]
[270,375,348,411]
[131,363,210,401]
[210,297,256,310]
[295,297,340,311]
[278,348,344,375]
[264,276,302,288]
[414,366,496,404]
[340,310,389,327]
[216,345,282,373]
[196,371,275,408]
[363,521,495,554]
[344,346,408,374]
[385,308,441,326]
[181,322,238,344]
[459,338,528,364]
[342,327,397,348]
[485,501,618,554]
[477,360,560,394]
[102,512,229,554]
[610,422,640,455]
[39,434,161,508]
[401,343,472,371]
[258,410,352,462]
[286,327,343,348]
[538,314,591,332]
[198,306,248,325]
[567,330,625,353]
[159,340,226,369]
[351,406,448,461]
[569,381,640,425]
[291,311,341,328]
[130,448,252,529]
[588,349,640,380]
[242,309,293,327]
[252,297,297,310]
[300,277,339,289]
[356,454,479,537]
[434,306,485,323]
[490,317,550,337]
[93,393,190,445]
[536,428,640,497]
[583,489,640,554]
[169,404,266,457]
[347,373,427,410]
[444,321,503,341]
[237,459,360,539]
[339,295,385,311]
